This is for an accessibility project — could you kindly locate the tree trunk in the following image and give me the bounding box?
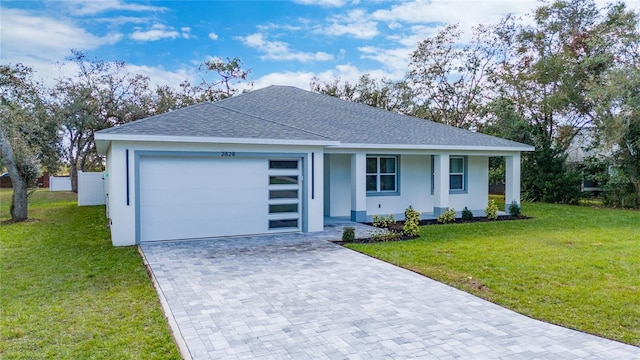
[70,162,78,193]
[0,128,28,221]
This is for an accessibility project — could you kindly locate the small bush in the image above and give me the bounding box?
[403,206,420,237]
[485,200,499,220]
[508,201,521,217]
[372,214,395,229]
[342,226,355,241]
[437,208,456,223]
[461,207,474,221]
[371,228,401,242]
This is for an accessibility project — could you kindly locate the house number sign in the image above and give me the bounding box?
[220,151,236,157]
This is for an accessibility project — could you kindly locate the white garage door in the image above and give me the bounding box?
[138,155,301,242]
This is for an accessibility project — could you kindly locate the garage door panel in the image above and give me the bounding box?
[139,155,296,242]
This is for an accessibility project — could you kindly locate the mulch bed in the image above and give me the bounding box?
[334,215,532,245]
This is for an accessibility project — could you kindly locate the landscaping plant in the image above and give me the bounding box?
[461,206,474,221]
[403,206,420,237]
[342,226,355,241]
[508,201,522,217]
[485,199,499,220]
[437,207,456,223]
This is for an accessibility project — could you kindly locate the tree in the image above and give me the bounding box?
[589,66,640,207]
[198,57,252,101]
[0,64,60,221]
[310,74,414,114]
[407,23,503,129]
[53,50,154,192]
[486,0,639,203]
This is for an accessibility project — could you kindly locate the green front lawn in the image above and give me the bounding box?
[0,189,180,359]
[348,202,640,346]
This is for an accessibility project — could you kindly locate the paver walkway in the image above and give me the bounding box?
[140,231,639,359]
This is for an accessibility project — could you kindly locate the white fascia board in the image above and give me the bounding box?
[326,143,535,153]
[94,133,340,147]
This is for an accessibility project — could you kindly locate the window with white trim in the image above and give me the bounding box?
[366,156,397,193]
[450,156,465,191]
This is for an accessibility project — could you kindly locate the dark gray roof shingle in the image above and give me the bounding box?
[98,85,530,149]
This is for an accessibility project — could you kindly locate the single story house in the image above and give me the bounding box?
[96,85,533,246]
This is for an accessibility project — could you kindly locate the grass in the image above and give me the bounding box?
[0,189,180,359]
[347,201,640,346]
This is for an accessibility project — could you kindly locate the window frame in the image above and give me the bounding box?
[449,156,467,194]
[430,155,468,195]
[366,155,400,196]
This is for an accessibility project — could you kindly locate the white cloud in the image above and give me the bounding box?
[357,46,412,79]
[317,9,379,39]
[66,0,168,16]
[126,64,197,89]
[372,0,538,26]
[208,32,219,40]
[250,63,395,91]
[239,33,333,62]
[256,23,303,32]
[130,24,190,41]
[0,8,122,76]
[293,0,348,7]
[95,15,150,25]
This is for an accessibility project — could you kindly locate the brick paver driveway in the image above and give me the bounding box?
[140,233,639,359]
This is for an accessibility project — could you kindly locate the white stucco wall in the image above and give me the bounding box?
[366,154,432,216]
[448,156,489,212]
[104,141,325,246]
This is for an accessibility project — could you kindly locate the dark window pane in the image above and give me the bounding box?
[366,175,377,191]
[269,204,298,213]
[269,219,298,229]
[380,175,396,191]
[269,175,298,185]
[380,157,396,173]
[269,190,298,199]
[450,157,464,173]
[269,160,298,169]
[450,174,463,190]
[366,157,377,173]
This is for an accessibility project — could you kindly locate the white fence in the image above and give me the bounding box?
[49,176,71,191]
[78,172,106,206]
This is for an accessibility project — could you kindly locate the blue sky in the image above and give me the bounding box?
[2,0,639,90]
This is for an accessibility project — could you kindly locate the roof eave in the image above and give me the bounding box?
[327,143,535,152]
[93,133,339,147]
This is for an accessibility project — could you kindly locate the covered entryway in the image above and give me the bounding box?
[138,154,302,242]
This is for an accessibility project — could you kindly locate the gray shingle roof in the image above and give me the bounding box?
[98,85,531,150]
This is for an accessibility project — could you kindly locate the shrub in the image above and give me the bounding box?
[461,207,474,221]
[437,208,456,223]
[372,214,395,229]
[508,201,521,217]
[371,228,401,242]
[342,226,355,241]
[403,206,420,237]
[485,200,499,220]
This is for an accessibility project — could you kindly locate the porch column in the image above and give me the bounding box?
[350,152,367,222]
[433,154,450,216]
[505,153,521,206]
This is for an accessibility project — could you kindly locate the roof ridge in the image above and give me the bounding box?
[212,102,335,142]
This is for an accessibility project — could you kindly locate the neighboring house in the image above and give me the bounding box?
[566,130,608,193]
[96,85,533,246]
